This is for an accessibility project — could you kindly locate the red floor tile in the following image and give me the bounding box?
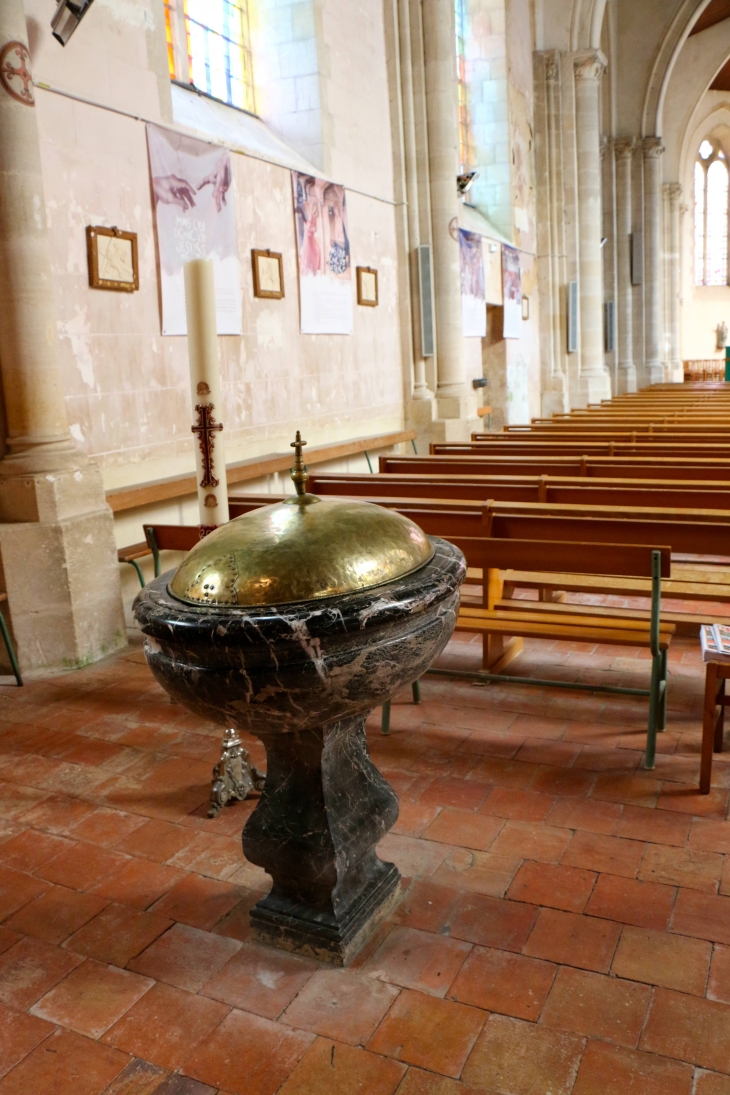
[572,1040,693,1095]
[545,796,622,834]
[102,983,230,1072]
[708,944,730,1003]
[0,829,72,871]
[421,808,503,851]
[31,958,153,1038]
[488,820,572,863]
[92,859,187,912]
[430,845,520,897]
[0,1002,53,1079]
[0,935,82,1009]
[446,892,538,951]
[0,865,48,920]
[367,988,485,1078]
[39,843,131,892]
[641,987,730,1072]
[464,756,537,789]
[389,880,460,934]
[639,844,722,893]
[480,787,554,823]
[18,795,96,834]
[461,1013,583,1095]
[523,908,622,973]
[65,903,173,968]
[612,925,711,994]
[166,833,243,881]
[690,1071,730,1095]
[68,809,146,849]
[112,819,198,863]
[585,873,676,930]
[507,861,596,913]
[201,941,316,1019]
[0,1028,129,1095]
[363,925,471,997]
[128,923,240,991]
[276,1037,406,1095]
[561,830,645,878]
[4,883,107,945]
[183,1008,313,1095]
[670,888,730,944]
[281,969,398,1046]
[615,805,691,847]
[540,965,650,1047]
[591,773,661,809]
[657,784,728,818]
[689,819,730,855]
[418,778,491,811]
[448,945,555,1020]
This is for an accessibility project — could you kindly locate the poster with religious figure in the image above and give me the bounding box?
[292,172,353,334]
[459,229,486,337]
[502,244,522,339]
[147,125,242,335]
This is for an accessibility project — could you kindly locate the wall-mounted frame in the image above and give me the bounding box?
[252,249,284,299]
[521,295,530,321]
[356,266,378,307]
[86,226,138,292]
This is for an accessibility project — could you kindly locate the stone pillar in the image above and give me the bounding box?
[642,137,666,386]
[614,138,637,393]
[535,51,568,416]
[573,51,611,403]
[0,0,125,674]
[421,0,466,417]
[397,0,432,403]
[664,182,682,382]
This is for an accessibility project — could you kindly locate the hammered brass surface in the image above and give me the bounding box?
[168,493,434,607]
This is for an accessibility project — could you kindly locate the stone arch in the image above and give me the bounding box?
[662,20,730,179]
[644,0,715,138]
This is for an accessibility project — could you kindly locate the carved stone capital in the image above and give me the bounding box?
[541,49,559,82]
[664,182,682,203]
[642,136,665,160]
[613,138,636,161]
[573,49,607,82]
[600,135,610,160]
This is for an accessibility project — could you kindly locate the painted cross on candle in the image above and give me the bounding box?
[191,403,223,488]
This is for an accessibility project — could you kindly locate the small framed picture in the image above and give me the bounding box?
[521,295,530,320]
[86,226,138,292]
[356,266,378,307]
[252,249,284,299]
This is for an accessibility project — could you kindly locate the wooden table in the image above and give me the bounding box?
[701,660,730,792]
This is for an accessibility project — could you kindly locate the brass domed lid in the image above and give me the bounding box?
[168,433,434,607]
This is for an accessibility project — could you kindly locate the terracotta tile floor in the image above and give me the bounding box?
[1,629,730,1094]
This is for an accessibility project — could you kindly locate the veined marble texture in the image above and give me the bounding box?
[133,537,465,963]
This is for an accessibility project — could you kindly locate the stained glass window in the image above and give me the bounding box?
[455,0,471,172]
[695,138,729,286]
[164,0,254,114]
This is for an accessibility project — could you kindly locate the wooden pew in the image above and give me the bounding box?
[443,539,673,770]
[380,455,730,481]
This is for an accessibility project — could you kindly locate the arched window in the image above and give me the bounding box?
[695,138,729,286]
[164,0,254,113]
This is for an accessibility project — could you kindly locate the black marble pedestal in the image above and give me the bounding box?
[133,538,465,964]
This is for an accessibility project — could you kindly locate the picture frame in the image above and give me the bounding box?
[86,226,139,292]
[521,295,530,320]
[252,249,284,299]
[356,266,378,307]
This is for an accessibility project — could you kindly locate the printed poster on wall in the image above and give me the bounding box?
[147,125,242,336]
[292,172,353,335]
[459,229,486,337]
[502,244,522,339]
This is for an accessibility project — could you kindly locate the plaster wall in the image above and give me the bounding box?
[24,0,404,485]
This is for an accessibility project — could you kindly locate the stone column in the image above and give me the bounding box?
[0,0,125,674]
[573,50,611,403]
[421,0,467,418]
[614,138,637,393]
[642,137,666,386]
[664,182,682,382]
[397,0,432,402]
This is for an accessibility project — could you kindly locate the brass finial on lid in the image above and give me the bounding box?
[290,431,309,496]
